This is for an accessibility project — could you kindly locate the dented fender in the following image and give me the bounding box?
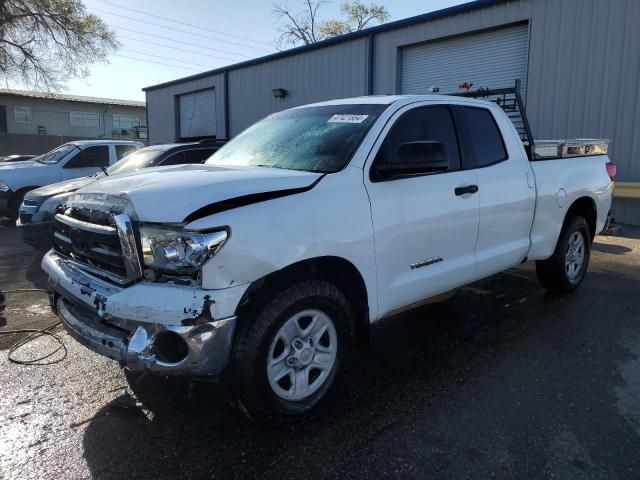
[42,250,249,325]
[43,250,250,375]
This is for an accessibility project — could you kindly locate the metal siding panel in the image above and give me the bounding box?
[373,1,533,95]
[371,0,640,224]
[524,0,640,224]
[179,89,216,138]
[613,198,640,227]
[400,24,529,95]
[228,39,367,135]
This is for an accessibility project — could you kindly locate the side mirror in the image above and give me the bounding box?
[376,141,449,178]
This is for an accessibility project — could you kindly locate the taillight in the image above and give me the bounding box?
[605,162,616,181]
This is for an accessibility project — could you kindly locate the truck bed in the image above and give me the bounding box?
[528,154,614,260]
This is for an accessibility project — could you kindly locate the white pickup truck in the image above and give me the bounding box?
[0,140,143,219]
[43,92,615,419]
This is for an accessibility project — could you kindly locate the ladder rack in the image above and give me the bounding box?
[448,79,535,159]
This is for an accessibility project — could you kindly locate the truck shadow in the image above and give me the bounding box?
[81,269,574,478]
[592,242,633,255]
[25,252,49,290]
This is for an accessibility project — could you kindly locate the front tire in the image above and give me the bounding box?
[228,280,354,421]
[536,216,592,293]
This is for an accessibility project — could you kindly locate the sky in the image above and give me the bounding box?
[60,0,469,101]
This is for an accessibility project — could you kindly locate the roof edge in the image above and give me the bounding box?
[0,88,145,107]
[143,0,509,93]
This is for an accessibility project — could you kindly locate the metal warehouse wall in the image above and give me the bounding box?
[145,74,226,144]
[373,0,640,223]
[0,95,145,138]
[227,38,368,135]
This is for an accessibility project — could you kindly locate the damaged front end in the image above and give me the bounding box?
[42,192,248,376]
[45,251,244,375]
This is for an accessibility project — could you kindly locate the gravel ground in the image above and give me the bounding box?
[1,223,639,479]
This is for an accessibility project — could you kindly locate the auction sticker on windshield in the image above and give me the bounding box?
[327,114,369,124]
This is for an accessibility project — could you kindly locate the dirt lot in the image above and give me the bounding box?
[1,222,639,479]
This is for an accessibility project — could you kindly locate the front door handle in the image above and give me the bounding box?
[455,184,479,196]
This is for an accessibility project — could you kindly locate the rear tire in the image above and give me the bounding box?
[228,280,354,421]
[536,216,592,293]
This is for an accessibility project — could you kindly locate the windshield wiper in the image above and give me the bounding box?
[100,166,109,176]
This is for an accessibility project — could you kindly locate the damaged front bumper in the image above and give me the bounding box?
[42,250,248,376]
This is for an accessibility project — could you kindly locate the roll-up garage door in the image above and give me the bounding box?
[401,24,529,96]
[179,88,216,139]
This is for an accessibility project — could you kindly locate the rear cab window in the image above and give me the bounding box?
[457,107,508,168]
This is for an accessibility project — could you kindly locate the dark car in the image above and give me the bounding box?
[18,140,224,250]
[1,154,36,162]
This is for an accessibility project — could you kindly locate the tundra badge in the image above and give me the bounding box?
[410,257,443,270]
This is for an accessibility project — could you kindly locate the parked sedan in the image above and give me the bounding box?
[18,140,224,250]
[1,155,36,163]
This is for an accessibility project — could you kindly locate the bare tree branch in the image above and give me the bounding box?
[273,0,387,49]
[0,0,118,90]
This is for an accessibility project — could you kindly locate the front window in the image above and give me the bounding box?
[106,147,163,175]
[34,143,78,165]
[374,106,461,173]
[70,111,101,127]
[206,104,387,173]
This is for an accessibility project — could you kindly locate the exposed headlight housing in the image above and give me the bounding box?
[140,225,229,274]
[38,193,71,217]
[0,181,10,192]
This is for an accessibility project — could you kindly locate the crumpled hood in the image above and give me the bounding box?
[73,164,323,223]
[25,176,97,201]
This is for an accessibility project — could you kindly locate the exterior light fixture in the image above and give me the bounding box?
[272,88,288,98]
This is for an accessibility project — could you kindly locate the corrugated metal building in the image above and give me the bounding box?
[143,0,640,224]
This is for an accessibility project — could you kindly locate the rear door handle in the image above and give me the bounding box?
[455,185,479,196]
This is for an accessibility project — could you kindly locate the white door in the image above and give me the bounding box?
[179,89,216,140]
[455,104,536,278]
[60,145,111,180]
[364,104,480,319]
[401,23,529,95]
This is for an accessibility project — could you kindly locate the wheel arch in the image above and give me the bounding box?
[8,186,41,217]
[12,185,41,202]
[235,256,370,348]
[563,196,597,240]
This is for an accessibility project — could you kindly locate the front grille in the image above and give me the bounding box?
[53,211,131,282]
